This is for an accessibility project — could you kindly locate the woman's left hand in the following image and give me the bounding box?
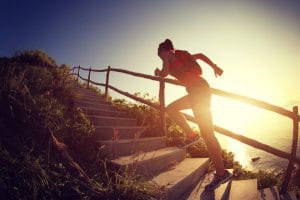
[154,68,161,76]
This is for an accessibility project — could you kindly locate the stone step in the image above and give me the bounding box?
[72,87,102,97]
[99,136,167,157]
[153,158,209,200]
[75,101,116,111]
[187,172,257,200]
[88,115,137,126]
[94,126,147,140]
[216,179,257,200]
[72,85,100,92]
[74,95,107,105]
[258,186,280,200]
[109,147,186,177]
[78,107,126,118]
[74,91,106,101]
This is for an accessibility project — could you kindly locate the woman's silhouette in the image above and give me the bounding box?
[155,39,231,190]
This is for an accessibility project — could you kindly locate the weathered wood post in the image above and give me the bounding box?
[87,67,91,88]
[105,66,111,101]
[159,77,166,136]
[77,65,81,84]
[280,105,299,194]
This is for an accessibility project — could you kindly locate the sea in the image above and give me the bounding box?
[204,97,299,172]
[215,113,300,172]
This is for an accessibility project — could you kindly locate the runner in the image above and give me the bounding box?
[154,39,232,190]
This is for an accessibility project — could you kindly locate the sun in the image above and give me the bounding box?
[210,95,265,167]
[211,96,261,134]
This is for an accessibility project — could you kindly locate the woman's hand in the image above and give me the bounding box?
[154,68,161,76]
[213,65,223,77]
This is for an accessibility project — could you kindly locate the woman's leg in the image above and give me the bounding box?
[191,103,225,175]
[165,95,196,138]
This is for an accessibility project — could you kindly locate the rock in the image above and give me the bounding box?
[251,157,260,162]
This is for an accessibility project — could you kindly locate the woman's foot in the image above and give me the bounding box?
[204,170,232,191]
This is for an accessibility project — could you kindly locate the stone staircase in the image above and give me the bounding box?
[72,85,298,200]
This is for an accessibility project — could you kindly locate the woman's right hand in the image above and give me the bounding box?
[213,65,223,77]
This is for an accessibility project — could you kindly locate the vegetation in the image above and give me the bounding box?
[0,50,163,200]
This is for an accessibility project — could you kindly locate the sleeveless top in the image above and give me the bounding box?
[169,55,203,88]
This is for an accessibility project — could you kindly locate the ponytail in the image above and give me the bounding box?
[164,39,174,51]
[158,39,174,54]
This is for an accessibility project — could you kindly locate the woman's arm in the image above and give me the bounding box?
[155,53,170,77]
[193,53,223,77]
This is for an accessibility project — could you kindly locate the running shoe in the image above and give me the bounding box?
[205,170,232,191]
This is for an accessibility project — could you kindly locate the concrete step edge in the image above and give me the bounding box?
[80,108,124,113]
[72,87,100,92]
[73,90,104,97]
[186,170,258,200]
[74,93,106,99]
[111,146,183,165]
[75,105,114,111]
[109,147,186,177]
[100,137,167,157]
[152,158,209,200]
[94,125,144,129]
[73,90,101,96]
[93,126,148,140]
[74,97,107,103]
[75,101,113,107]
[88,115,136,121]
[76,105,116,111]
[98,136,166,144]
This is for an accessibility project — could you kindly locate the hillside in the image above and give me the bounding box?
[0,50,162,199]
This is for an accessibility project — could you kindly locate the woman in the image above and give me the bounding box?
[154,39,231,191]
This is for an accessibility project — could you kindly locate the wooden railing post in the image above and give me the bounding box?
[159,78,166,136]
[105,66,111,101]
[77,65,81,84]
[87,67,91,88]
[280,105,299,194]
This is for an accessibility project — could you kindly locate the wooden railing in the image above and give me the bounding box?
[70,65,299,194]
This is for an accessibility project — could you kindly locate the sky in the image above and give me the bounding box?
[1,0,300,123]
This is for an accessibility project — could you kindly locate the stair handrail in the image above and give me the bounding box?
[70,65,299,194]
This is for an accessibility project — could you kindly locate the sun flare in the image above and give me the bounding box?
[211,96,265,167]
[211,96,261,134]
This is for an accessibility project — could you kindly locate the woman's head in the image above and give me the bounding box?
[158,39,174,56]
